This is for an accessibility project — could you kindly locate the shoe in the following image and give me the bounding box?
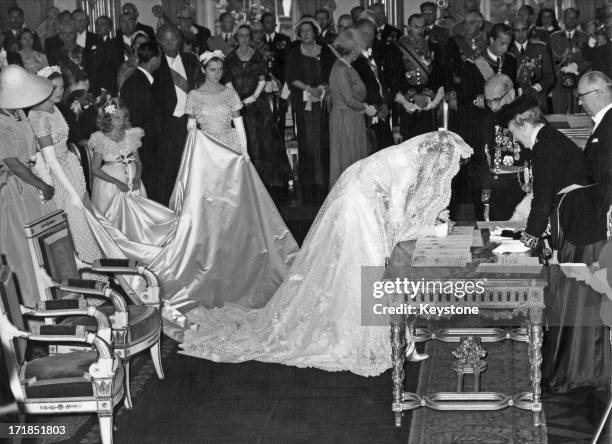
[405,340,428,362]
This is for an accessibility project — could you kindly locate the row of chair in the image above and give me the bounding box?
[0,209,164,444]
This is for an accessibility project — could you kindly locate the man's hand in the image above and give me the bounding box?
[42,184,54,201]
[473,94,485,108]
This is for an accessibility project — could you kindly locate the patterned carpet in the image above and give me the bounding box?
[408,339,548,444]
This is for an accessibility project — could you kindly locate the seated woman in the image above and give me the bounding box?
[89,98,146,213]
[505,95,609,392]
[180,131,473,377]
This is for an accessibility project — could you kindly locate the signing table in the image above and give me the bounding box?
[383,227,548,427]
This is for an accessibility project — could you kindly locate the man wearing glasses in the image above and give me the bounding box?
[469,74,527,221]
[508,18,553,112]
[578,71,612,228]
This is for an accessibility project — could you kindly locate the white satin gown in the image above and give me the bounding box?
[84,87,299,339]
[179,131,473,377]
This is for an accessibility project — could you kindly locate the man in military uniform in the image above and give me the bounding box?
[444,10,487,99]
[516,5,550,45]
[394,14,443,141]
[420,2,450,51]
[450,0,493,37]
[262,12,291,139]
[509,18,554,112]
[550,8,590,114]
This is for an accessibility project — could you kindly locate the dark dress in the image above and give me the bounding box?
[286,44,326,192]
[526,125,609,393]
[224,49,290,188]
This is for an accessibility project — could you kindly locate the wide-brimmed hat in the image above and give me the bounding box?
[294,17,322,35]
[0,65,53,109]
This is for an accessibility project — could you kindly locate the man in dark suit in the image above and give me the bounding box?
[353,18,393,152]
[370,2,402,44]
[73,9,101,52]
[154,25,201,205]
[583,34,612,81]
[315,9,337,45]
[509,18,554,112]
[4,6,42,53]
[206,12,235,55]
[262,12,291,139]
[176,4,211,55]
[120,42,162,203]
[92,15,124,95]
[122,2,156,42]
[45,10,73,57]
[579,72,612,220]
[450,0,493,37]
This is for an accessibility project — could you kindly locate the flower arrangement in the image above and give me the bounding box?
[120,152,137,190]
[104,103,117,115]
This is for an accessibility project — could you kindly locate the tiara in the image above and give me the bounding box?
[36,65,61,78]
[199,50,225,65]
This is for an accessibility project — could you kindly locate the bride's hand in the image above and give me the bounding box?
[131,178,141,190]
[436,209,450,223]
[116,181,130,193]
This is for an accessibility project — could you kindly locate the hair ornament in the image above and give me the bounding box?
[199,50,225,65]
[36,65,61,78]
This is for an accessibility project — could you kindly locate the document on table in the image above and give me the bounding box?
[477,221,524,231]
[476,262,543,274]
[411,233,474,266]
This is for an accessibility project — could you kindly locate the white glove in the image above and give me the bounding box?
[187,118,197,130]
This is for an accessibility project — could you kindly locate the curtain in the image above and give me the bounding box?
[78,0,121,34]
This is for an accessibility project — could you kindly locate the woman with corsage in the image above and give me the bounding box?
[505,95,609,392]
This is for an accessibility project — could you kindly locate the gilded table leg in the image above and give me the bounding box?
[391,318,406,427]
[529,308,544,426]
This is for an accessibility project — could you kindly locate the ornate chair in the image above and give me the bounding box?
[24,210,164,408]
[0,264,124,444]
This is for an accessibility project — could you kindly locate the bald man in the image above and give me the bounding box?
[121,2,156,41]
[469,74,525,220]
[153,25,201,204]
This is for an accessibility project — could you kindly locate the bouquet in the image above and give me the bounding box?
[559,62,579,88]
[120,152,137,190]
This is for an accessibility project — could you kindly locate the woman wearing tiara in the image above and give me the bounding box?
[179,130,473,376]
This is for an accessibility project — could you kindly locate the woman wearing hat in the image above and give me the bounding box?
[506,94,609,392]
[286,17,329,202]
[0,65,55,305]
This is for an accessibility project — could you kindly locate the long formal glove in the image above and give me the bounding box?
[41,145,84,208]
[232,116,250,161]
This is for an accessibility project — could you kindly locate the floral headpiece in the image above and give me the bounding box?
[199,50,225,66]
[104,103,117,115]
[36,65,62,78]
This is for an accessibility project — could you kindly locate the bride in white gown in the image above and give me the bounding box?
[180,131,473,377]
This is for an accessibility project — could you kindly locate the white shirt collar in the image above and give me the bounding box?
[566,29,575,39]
[266,31,275,41]
[166,53,181,62]
[593,102,612,131]
[138,66,154,85]
[515,41,526,51]
[530,124,545,148]
[487,48,499,62]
